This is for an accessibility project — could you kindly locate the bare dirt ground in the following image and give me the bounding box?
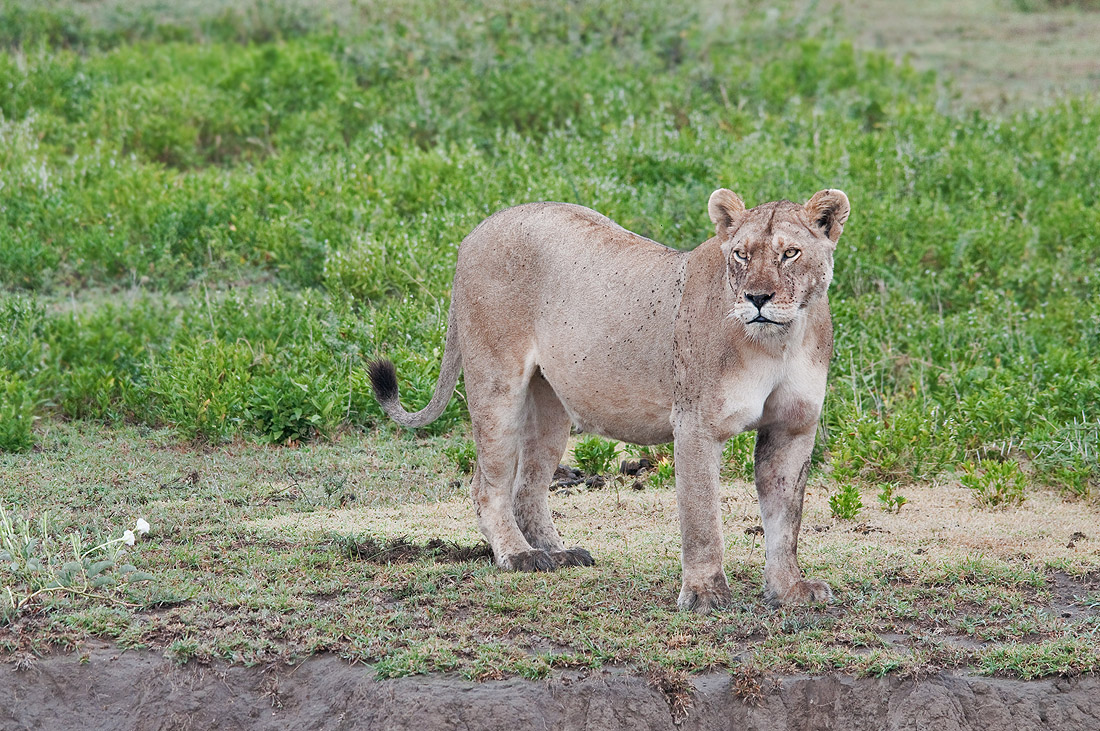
[3,642,1099,731]
[821,0,1100,106]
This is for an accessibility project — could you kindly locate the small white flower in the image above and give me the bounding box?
[122,530,136,547]
[135,518,150,535]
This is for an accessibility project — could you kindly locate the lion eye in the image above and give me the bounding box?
[733,250,749,262]
[782,248,801,261]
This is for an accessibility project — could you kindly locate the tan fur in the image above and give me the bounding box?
[371,188,850,610]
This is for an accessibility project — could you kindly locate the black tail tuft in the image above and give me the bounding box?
[368,359,399,403]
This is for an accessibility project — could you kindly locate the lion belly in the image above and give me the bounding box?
[533,295,682,445]
[539,357,677,445]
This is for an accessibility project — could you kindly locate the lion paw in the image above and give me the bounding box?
[677,574,732,613]
[505,549,557,572]
[551,547,595,568]
[764,578,833,606]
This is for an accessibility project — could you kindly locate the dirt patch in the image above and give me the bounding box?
[823,0,1100,106]
[2,644,1098,730]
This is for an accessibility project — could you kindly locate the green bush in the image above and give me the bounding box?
[959,461,1027,508]
[573,436,620,476]
[877,483,908,513]
[444,439,477,474]
[0,371,35,452]
[829,483,863,520]
[723,434,756,482]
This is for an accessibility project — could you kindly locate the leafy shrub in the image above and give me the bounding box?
[829,483,863,520]
[959,461,1027,508]
[652,460,675,488]
[1026,417,1099,500]
[723,433,756,482]
[1047,463,1093,501]
[141,340,255,442]
[249,369,343,444]
[573,436,620,476]
[0,371,35,452]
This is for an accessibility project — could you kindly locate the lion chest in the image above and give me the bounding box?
[675,349,824,441]
[709,369,780,438]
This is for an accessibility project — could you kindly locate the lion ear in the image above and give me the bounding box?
[708,188,746,236]
[805,189,850,243]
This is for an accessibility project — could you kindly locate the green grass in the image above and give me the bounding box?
[0,0,1094,491]
[1,0,1099,679]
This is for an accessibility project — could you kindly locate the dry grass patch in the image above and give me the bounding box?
[246,477,1100,678]
[3,422,1098,679]
[253,479,1100,576]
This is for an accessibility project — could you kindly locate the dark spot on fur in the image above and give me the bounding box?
[796,458,811,489]
[368,359,398,403]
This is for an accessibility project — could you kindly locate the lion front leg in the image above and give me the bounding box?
[672,429,732,613]
[754,426,833,605]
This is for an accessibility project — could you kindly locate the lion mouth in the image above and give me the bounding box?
[748,314,785,325]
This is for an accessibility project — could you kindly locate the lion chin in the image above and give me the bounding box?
[370,186,850,612]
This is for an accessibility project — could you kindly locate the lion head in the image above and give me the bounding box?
[707,188,849,339]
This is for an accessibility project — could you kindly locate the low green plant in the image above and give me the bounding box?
[652,459,675,488]
[877,483,908,513]
[1009,0,1100,11]
[829,483,863,520]
[1027,418,1098,500]
[723,433,755,481]
[959,460,1027,508]
[635,442,675,487]
[573,435,620,476]
[0,371,36,453]
[0,507,154,622]
[637,443,673,462]
[250,370,344,445]
[443,439,477,474]
[1048,464,1092,500]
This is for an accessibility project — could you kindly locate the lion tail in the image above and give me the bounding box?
[368,305,463,429]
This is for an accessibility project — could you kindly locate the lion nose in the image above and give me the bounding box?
[745,292,774,310]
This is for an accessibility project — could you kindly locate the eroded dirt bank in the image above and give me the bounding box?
[2,645,1097,731]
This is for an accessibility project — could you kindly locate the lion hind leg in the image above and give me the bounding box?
[512,371,595,568]
[471,456,545,571]
[466,359,561,571]
[513,371,569,552]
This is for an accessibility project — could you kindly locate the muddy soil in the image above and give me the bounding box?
[2,644,1097,731]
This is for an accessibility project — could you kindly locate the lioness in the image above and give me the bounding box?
[369,188,848,611]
